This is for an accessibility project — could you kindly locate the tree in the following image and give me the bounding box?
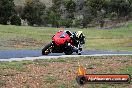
[47,9,60,27]
[10,14,21,26]
[14,5,24,15]
[76,0,95,28]
[52,0,62,13]
[21,0,46,26]
[128,0,132,18]
[0,0,15,24]
[64,0,76,27]
[42,0,62,27]
[81,5,93,28]
[97,10,106,28]
[74,0,106,28]
[64,0,76,13]
[86,0,105,17]
[107,0,130,18]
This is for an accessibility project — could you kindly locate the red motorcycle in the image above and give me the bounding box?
[42,30,85,55]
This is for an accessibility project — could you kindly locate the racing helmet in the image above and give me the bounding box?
[76,31,83,38]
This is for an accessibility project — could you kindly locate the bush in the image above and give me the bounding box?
[10,15,21,26]
[72,19,82,27]
[21,0,46,26]
[0,0,15,25]
[56,19,73,28]
[61,19,73,28]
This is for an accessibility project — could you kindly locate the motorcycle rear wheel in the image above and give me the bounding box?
[64,51,73,55]
[42,43,52,55]
[64,48,73,55]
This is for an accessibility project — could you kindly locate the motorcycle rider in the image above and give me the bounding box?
[66,30,85,45]
[66,30,85,54]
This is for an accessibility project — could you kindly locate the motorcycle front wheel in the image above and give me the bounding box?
[42,42,52,55]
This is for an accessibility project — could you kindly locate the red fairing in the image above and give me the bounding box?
[52,31,71,45]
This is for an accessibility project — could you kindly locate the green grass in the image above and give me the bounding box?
[120,66,132,84]
[0,80,5,87]
[120,66,132,75]
[0,22,132,51]
[34,58,67,63]
[45,76,57,84]
[57,83,68,88]
[0,60,33,71]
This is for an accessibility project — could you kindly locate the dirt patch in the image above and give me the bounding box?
[0,56,132,88]
[6,37,45,49]
[0,37,48,49]
[125,43,132,47]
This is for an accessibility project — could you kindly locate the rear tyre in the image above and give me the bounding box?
[42,43,52,55]
[64,50,73,55]
[64,47,73,55]
[64,42,73,55]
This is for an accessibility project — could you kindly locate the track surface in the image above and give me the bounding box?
[0,50,132,61]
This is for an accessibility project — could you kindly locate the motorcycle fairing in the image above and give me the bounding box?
[52,30,72,46]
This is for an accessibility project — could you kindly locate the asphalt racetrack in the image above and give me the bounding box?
[0,50,132,61]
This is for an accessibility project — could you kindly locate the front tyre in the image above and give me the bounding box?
[42,43,52,55]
